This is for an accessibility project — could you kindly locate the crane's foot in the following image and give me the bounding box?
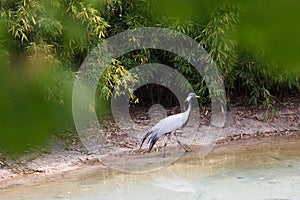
[185,147,192,152]
[177,140,190,152]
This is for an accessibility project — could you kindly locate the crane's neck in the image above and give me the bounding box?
[182,99,193,127]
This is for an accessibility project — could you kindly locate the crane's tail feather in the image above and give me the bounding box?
[140,130,153,149]
[148,133,159,152]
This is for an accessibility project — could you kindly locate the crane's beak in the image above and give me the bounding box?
[196,96,200,99]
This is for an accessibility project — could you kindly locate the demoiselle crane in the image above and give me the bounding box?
[140,93,199,157]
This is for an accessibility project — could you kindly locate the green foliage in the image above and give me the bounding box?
[233,51,275,107]
[0,72,51,153]
[199,3,239,80]
[0,0,109,66]
[0,0,109,153]
[98,0,299,107]
[98,59,138,101]
[239,0,300,74]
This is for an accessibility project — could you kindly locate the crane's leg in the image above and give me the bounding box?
[163,134,172,158]
[163,138,168,158]
[174,133,188,152]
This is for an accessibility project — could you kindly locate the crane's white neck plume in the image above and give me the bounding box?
[181,99,193,127]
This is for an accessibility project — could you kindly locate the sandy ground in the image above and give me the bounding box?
[0,99,299,189]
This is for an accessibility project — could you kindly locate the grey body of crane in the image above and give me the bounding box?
[140,93,200,157]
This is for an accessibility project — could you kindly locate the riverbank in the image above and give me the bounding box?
[0,98,299,189]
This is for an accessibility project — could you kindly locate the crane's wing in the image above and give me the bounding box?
[148,130,162,152]
[140,129,153,149]
[140,113,185,150]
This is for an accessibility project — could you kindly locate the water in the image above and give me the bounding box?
[1,138,300,200]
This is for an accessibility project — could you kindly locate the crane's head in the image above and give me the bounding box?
[185,93,200,102]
